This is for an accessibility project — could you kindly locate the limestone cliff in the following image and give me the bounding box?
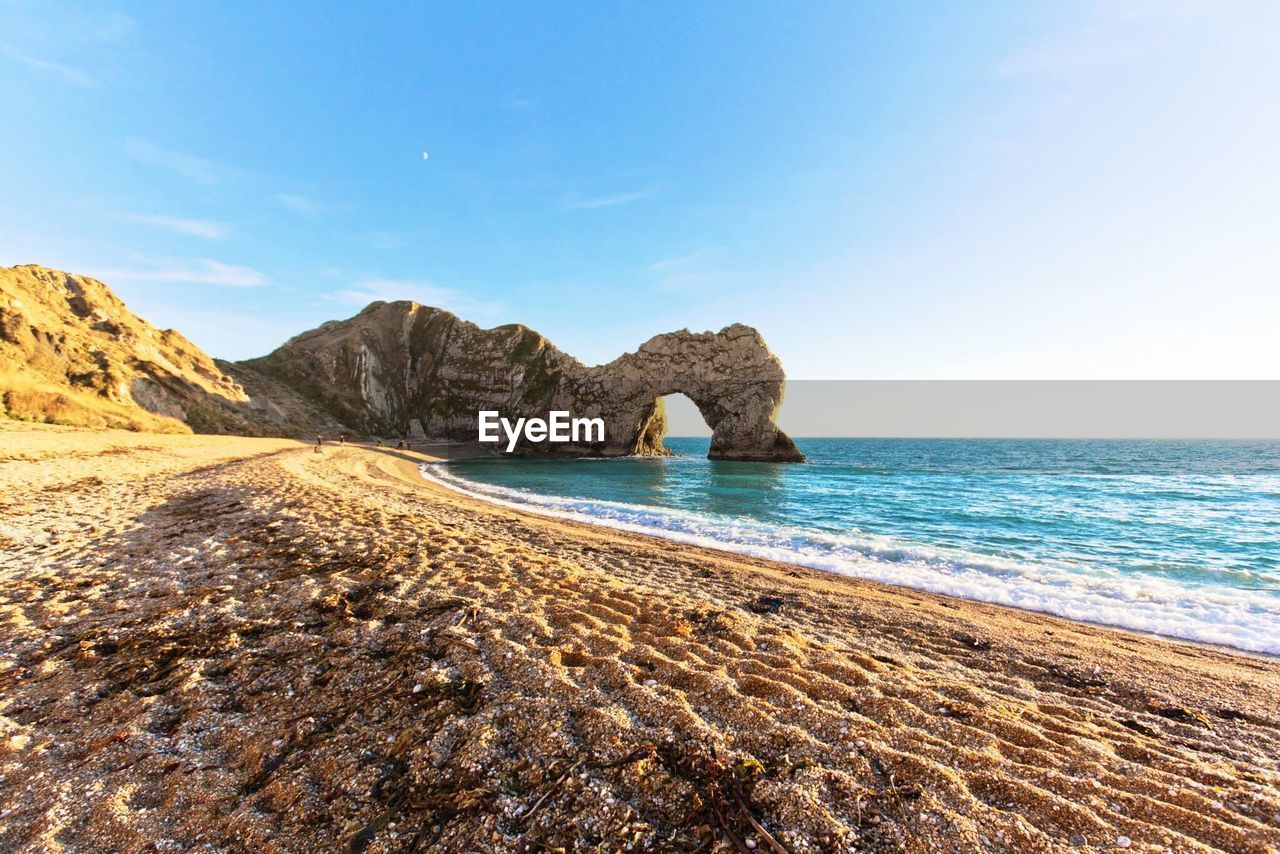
[0,265,342,435]
[241,301,804,462]
[2,265,802,461]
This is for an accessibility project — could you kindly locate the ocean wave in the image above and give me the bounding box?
[420,463,1280,655]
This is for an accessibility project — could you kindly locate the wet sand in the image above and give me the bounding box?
[1,423,1277,851]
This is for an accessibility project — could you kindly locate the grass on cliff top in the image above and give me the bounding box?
[0,369,189,434]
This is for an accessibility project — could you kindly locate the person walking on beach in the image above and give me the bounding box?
[314,433,323,454]
[339,432,347,447]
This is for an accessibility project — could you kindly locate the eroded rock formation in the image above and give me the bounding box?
[242,301,804,461]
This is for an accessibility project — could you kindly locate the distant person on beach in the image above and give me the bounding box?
[339,432,347,447]
[397,438,406,450]
[314,433,323,454]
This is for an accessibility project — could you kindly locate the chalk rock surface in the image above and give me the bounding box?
[242,301,804,461]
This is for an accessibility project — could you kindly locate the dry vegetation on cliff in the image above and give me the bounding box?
[0,265,343,437]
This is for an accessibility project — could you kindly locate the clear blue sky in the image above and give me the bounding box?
[2,1,1277,378]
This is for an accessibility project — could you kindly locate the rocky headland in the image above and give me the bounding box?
[1,265,803,462]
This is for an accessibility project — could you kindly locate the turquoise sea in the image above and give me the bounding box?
[423,438,1280,654]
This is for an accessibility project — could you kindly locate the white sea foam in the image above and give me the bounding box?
[420,463,1280,655]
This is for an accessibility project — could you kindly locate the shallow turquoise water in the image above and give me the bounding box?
[425,439,1280,653]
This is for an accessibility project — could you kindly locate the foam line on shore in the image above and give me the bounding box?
[419,462,1280,655]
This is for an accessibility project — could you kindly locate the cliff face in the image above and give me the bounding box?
[0,265,342,435]
[241,301,804,462]
[2,265,802,461]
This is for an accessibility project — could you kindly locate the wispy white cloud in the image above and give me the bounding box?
[565,188,655,210]
[125,305,302,361]
[0,7,134,88]
[646,248,716,275]
[99,258,267,288]
[332,277,502,319]
[997,37,1142,78]
[64,10,136,44]
[501,92,538,111]
[125,138,239,185]
[2,8,136,45]
[0,4,136,87]
[355,230,404,250]
[274,193,325,217]
[996,1,1219,79]
[645,247,731,291]
[0,43,98,87]
[126,213,225,240]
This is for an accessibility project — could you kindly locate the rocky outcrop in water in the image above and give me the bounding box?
[241,301,804,462]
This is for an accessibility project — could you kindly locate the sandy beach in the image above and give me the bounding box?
[1,423,1277,852]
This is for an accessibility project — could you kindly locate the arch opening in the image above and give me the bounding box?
[661,392,713,440]
[632,391,724,458]
[630,385,804,462]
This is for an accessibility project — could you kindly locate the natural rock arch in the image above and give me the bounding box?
[580,326,804,461]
